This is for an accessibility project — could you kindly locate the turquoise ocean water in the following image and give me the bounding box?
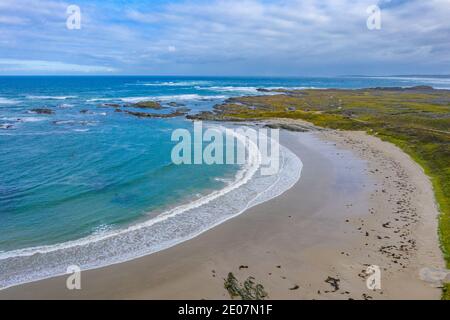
[0,75,449,287]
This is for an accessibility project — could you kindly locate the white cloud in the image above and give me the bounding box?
[0,15,29,25]
[0,0,449,75]
[0,59,116,73]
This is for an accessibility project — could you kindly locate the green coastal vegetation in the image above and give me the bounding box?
[189,86,450,298]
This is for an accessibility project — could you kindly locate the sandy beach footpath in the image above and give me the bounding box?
[0,124,444,300]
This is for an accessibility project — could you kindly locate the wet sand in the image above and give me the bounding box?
[0,127,444,299]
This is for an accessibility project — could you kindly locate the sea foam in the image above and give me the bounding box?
[0,97,19,105]
[120,94,226,103]
[26,95,77,100]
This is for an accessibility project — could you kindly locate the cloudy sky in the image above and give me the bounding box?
[0,0,449,76]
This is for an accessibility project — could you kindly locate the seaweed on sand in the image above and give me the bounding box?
[224,272,267,300]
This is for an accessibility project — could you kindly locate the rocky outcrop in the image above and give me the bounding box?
[30,108,54,115]
[125,108,191,119]
[133,101,165,110]
[367,85,436,92]
[102,103,122,108]
[186,111,219,121]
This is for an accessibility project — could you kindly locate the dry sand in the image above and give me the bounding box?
[0,123,445,300]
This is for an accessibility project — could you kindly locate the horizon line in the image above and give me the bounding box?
[0,74,449,78]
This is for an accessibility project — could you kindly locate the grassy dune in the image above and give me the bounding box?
[190,86,450,298]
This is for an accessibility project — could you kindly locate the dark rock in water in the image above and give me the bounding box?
[80,109,89,114]
[133,101,166,110]
[257,88,291,93]
[102,103,121,108]
[30,108,54,115]
[115,108,123,113]
[369,87,404,91]
[176,107,191,113]
[186,111,218,121]
[407,85,435,91]
[125,108,189,119]
[369,85,435,92]
[125,111,157,118]
[167,102,186,107]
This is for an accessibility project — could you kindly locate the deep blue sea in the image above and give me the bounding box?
[0,75,449,287]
